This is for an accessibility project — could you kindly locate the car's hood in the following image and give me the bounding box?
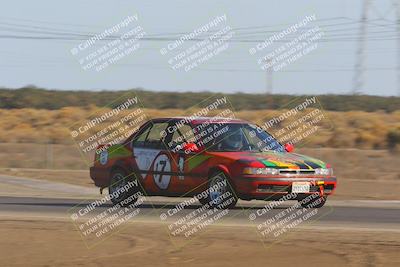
[214,151,328,169]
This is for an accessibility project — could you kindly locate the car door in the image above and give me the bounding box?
[132,121,171,193]
[167,122,207,194]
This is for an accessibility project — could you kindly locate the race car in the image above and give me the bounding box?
[90,117,337,209]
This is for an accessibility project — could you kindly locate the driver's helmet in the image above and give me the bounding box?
[221,130,243,150]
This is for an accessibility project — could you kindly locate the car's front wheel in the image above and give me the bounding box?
[109,168,139,206]
[198,171,238,209]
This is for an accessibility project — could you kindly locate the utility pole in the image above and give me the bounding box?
[265,58,273,108]
[395,0,400,96]
[353,0,370,95]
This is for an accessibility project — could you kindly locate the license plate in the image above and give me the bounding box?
[292,182,310,193]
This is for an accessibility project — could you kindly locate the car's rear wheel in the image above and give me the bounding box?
[109,168,140,206]
[197,193,210,206]
[299,194,327,208]
[198,171,238,209]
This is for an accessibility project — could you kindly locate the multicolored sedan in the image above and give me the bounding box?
[90,117,337,208]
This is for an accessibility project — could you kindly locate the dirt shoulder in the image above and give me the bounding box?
[0,168,92,187]
[0,219,398,267]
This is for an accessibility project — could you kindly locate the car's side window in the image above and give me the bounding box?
[132,124,152,148]
[171,124,195,144]
[169,123,196,151]
[145,122,169,149]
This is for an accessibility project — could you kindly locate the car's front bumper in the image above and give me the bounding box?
[233,175,337,200]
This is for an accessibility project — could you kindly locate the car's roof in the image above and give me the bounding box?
[151,116,248,124]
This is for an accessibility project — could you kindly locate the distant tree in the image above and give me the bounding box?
[387,127,400,152]
[0,87,399,112]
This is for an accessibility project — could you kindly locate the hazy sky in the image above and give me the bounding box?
[0,0,399,96]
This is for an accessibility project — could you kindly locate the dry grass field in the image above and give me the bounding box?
[0,108,399,149]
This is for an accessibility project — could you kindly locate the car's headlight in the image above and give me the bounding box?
[243,167,279,175]
[314,168,333,176]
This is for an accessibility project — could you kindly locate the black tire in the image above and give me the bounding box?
[197,194,210,206]
[109,168,140,206]
[197,171,238,209]
[299,194,327,208]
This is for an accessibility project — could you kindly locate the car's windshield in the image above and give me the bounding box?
[197,123,284,152]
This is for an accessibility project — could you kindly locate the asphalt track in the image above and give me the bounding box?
[0,175,399,232]
[1,196,399,232]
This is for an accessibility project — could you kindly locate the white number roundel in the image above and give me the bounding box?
[153,154,171,189]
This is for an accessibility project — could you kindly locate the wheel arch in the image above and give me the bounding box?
[208,164,229,177]
[109,160,139,183]
[207,165,237,191]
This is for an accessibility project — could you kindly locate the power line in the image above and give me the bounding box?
[1,16,400,43]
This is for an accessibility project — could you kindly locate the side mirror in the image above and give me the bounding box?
[183,142,200,153]
[284,143,294,153]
